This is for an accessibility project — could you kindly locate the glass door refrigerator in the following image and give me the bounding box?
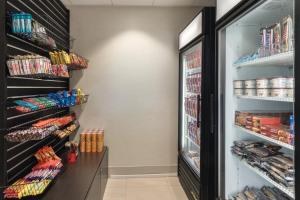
[178,7,215,200]
[216,0,299,199]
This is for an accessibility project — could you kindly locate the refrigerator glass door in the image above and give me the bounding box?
[181,41,202,176]
[218,0,295,199]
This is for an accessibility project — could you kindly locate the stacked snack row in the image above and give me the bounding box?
[235,111,294,145]
[11,12,56,49]
[5,115,76,142]
[53,123,80,139]
[80,129,104,153]
[232,186,292,200]
[4,147,62,199]
[48,89,88,108]
[7,55,69,78]
[234,77,294,98]
[14,88,88,113]
[188,121,200,146]
[232,141,294,190]
[235,16,293,64]
[185,96,199,119]
[186,73,201,94]
[14,97,57,113]
[186,49,201,69]
[50,51,89,69]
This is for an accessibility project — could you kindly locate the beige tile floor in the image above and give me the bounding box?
[103,177,188,200]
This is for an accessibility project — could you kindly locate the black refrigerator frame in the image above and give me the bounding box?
[178,7,216,200]
[214,0,300,199]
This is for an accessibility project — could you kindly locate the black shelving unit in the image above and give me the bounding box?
[0,1,71,199]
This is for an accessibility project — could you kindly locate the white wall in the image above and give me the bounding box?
[69,6,200,175]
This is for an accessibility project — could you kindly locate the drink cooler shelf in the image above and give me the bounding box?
[233,51,294,68]
[236,95,294,103]
[186,67,201,75]
[186,114,198,122]
[235,125,294,150]
[185,135,200,148]
[182,153,200,177]
[240,159,295,199]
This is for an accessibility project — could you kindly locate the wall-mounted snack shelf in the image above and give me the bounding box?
[234,51,294,68]
[8,74,69,80]
[68,63,88,70]
[236,95,294,102]
[3,152,64,200]
[7,33,52,55]
[235,125,294,150]
[1,0,71,198]
[5,118,78,143]
[241,159,295,199]
[7,97,88,121]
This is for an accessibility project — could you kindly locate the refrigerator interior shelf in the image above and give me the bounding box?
[185,135,200,148]
[187,114,198,122]
[235,125,294,150]
[187,67,201,75]
[183,153,200,176]
[236,95,294,103]
[234,51,294,69]
[241,160,295,199]
[186,91,201,96]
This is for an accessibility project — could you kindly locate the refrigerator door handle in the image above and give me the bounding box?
[210,93,214,134]
[197,94,201,128]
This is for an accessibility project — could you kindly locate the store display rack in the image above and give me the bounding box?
[235,125,294,150]
[234,51,294,69]
[0,1,72,200]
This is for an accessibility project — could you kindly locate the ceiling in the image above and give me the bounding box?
[62,0,215,7]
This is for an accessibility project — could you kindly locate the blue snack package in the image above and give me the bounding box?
[290,115,294,135]
[70,89,77,106]
[14,100,39,111]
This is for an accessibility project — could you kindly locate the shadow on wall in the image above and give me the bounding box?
[68,6,201,173]
[69,6,191,57]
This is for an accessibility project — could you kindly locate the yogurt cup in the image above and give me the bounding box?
[256,78,269,89]
[257,89,270,97]
[271,89,288,97]
[244,80,256,88]
[270,77,287,88]
[287,89,294,98]
[234,89,244,96]
[286,77,294,88]
[234,80,244,88]
[244,89,256,96]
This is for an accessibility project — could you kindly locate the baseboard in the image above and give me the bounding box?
[108,165,178,178]
[110,173,177,179]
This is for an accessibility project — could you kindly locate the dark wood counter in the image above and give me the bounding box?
[43,147,108,200]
